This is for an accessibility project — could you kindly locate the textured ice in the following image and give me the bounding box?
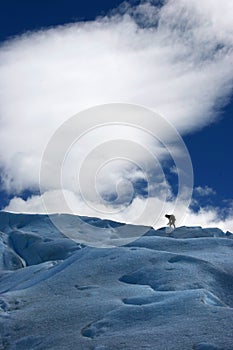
[0,212,233,350]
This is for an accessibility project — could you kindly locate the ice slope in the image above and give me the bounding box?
[0,212,233,350]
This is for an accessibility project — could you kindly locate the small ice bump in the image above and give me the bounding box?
[75,285,99,290]
[81,326,95,339]
[0,299,9,312]
[193,342,224,350]
[201,291,226,307]
[168,255,197,264]
[122,297,147,305]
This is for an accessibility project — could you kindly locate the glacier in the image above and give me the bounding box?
[0,211,233,350]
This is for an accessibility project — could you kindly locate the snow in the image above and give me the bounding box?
[0,212,233,349]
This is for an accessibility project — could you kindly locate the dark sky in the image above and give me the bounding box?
[184,100,233,205]
[0,0,124,42]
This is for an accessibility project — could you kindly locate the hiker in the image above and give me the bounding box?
[165,214,176,228]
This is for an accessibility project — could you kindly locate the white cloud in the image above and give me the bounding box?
[4,190,233,233]
[0,0,233,227]
[194,186,216,197]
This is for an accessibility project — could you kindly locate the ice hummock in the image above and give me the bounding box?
[0,211,232,350]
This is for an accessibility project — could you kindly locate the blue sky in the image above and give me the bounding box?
[184,102,233,208]
[0,0,233,230]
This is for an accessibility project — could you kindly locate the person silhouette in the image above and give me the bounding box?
[165,214,176,228]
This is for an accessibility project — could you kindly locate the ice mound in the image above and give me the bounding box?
[0,212,232,350]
